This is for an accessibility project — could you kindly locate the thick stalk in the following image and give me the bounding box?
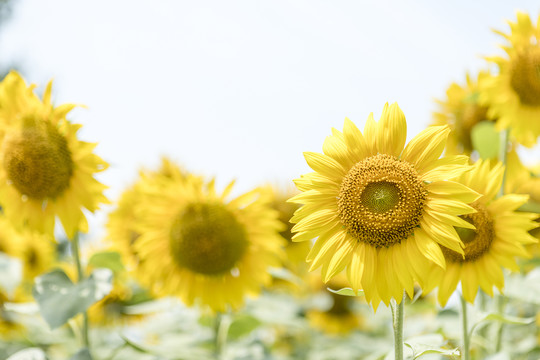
[494,295,506,352]
[214,312,230,360]
[390,293,405,360]
[498,128,510,197]
[460,294,471,360]
[71,232,90,349]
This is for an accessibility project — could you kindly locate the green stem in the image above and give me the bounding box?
[390,293,405,360]
[460,294,471,360]
[494,295,506,352]
[498,128,510,197]
[71,232,90,349]
[214,312,230,360]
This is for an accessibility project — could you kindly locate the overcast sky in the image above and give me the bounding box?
[0,0,538,238]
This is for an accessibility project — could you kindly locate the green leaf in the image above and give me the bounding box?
[404,334,460,359]
[470,312,535,336]
[0,252,23,297]
[227,314,261,340]
[327,287,364,297]
[404,343,460,359]
[268,267,303,286]
[471,121,500,160]
[32,268,113,329]
[518,200,540,214]
[69,348,92,360]
[88,251,124,274]
[6,348,47,360]
[120,335,152,354]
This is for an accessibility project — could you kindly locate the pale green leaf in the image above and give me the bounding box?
[69,348,92,360]
[88,251,124,274]
[6,348,47,360]
[228,314,261,340]
[471,121,500,160]
[327,287,364,297]
[32,268,113,329]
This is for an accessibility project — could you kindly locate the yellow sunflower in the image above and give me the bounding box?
[0,215,56,285]
[425,160,538,306]
[432,71,492,155]
[133,172,285,312]
[480,12,540,147]
[107,157,189,270]
[289,103,480,309]
[0,71,109,238]
[505,149,540,203]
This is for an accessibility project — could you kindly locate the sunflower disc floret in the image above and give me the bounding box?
[338,154,427,248]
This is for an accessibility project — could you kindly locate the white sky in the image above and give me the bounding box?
[0,0,539,238]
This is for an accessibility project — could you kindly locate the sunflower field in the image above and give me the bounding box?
[1,3,540,360]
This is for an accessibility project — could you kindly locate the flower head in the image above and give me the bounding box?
[480,12,540,147]
[290,103,480,309]
[433,72,492,155]
[129,166,284,312]
[0,71,108,238]
[425,160,538,305]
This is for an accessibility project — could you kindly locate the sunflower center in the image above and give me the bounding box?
[441,201,494,263]
[510,49,540,106]
[337,154,427,248]
[169,202,248,275]
[3,121,74,200]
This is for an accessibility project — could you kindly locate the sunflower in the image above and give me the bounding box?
[0,71,108,238]
[432,71,492,155]
[505,149,540,203]
[424,160,538,306]
[480,12,540,147]
[133,171,285,312]
[289,103,480,309]
[107,157,190,270]
[0,215,56,285]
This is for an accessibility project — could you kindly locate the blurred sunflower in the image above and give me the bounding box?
[0,71,108,238]
[107,157,189,270]
[134,172,285,312]
[307,273,362,335]
[505,149,540,203]
[432,72,492,155]
[269,186,310,264]
[289,103,480,309]
[0,291,25,340]
[480,12,540,147]
[88,282,147,327]
[425,160,538,306]
[0,215,56,285]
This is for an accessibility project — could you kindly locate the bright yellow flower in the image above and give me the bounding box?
[480,12,540,147]
[433,72,492,155]
[107,157,189,270]
[0,71,109,238]
[133,171,285,312]
[289,103,480,309]
[425,160,538,306]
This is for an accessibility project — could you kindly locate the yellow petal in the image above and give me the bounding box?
[401,125,450,171]
[376,102,407,157]
[304,152,347,181]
